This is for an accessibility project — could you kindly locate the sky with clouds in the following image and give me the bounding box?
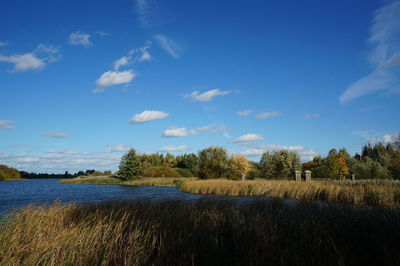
[0,0,399,173]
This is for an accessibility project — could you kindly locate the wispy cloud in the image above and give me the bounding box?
[237,110,254,117]
[0,44,60,72]
[130,110,169,124]
[255,111,282,119]
[185,89,233,102]
[43,132,70,138]
[240,144,318,161]
[233,133,264,143]
[134,0,151,27]
[0,120,15,129]
[95,31,110,37]
[354,130,399,144]
[301,113,320,119]
[94,70,136,93]
[162,127,197,137]
[105,145,129,153]
[154,34,181,59]
[157,145,188,153]
[0,41,8,47]
[340,1,400,103]
[162,124,228,137]
[69,31,92,47]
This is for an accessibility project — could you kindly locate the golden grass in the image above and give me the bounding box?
[1,200,400,265]
[179,179,400,206]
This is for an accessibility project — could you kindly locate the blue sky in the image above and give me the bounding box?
[0,0,399,173]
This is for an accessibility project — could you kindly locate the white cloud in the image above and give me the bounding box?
[185,89,232,102]
[17,157,39,163]
[340,1,400,103]
[94,70,136,92]
[255,111,282,119]
[69,31,92,47]
[162,127,197,137]
[130,110,169,124]
[43,132,70,138]
[161,124,227,137]
[233,133,264,143]
[105,145,129,153]
[369,133,399,144]
[154,34,181,59]
[237,110,253,117]
[0,44,60,72]
[157,145,188,153]
[301,113,320,119]
[128,41,152,62]
[0,41,8,46]
[0,120,15,129]
[113,56,131,70]
[240,144,318,161]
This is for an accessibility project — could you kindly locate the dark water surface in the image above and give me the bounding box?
[0,179,202,217]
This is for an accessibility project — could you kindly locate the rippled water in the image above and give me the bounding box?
[0,179,202,217]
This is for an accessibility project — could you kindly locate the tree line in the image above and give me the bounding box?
[118,134,400,180]
[118,146,300,180]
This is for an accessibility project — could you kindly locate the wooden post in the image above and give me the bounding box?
[351,174,356,181]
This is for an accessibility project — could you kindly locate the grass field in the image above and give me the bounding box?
[179,179,400,207]
[1,199,400,265]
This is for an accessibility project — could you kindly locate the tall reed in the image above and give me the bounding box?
[1,199,400,265]
[179,179,400,206]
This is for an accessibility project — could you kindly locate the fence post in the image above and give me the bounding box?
[351,174,356,181]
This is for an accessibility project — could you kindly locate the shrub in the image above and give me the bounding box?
[141,166,182,178]
[174,168,194,178]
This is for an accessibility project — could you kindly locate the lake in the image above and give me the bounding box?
[0,179,203,217]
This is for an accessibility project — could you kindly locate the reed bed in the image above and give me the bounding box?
[179,179,400,206]
[122,177,189,187]
[1,199,400,265]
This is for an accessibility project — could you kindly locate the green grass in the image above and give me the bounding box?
[1,199,400,265]
[179,179,400,207]
[60,176,190,187]
[60,176,122,185]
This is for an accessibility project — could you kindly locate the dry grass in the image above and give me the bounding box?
[179,179,400,206]
[1,199,400,265]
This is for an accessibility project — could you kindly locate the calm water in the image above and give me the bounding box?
[0,179,202,217]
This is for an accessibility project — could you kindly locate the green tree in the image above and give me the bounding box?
[118,149,141,180]
[176,153,200,176]
[198,146,229,179]
[259,150,301,179]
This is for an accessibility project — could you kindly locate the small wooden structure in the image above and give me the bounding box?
[305,170,312,182]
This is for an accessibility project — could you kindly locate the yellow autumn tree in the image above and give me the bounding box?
[229,154,250,180]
